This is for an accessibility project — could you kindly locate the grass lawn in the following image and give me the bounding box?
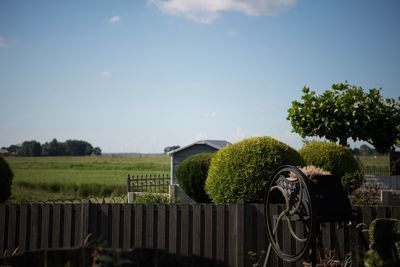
[6,155,170,202]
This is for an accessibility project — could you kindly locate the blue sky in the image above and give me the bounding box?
[0,0,399,153]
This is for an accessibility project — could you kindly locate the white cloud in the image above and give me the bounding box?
[108,16,121,24]
[205,111,217,118]
[101,71,112,77]
[0,36,9,48]
[148,0,296,24]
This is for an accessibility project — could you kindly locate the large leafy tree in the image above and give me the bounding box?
[287,82,400,153]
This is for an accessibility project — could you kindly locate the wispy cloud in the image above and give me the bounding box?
[227,30,238,37]
[0,36,9,48]
[101,71,112,77]
[108,16,121,24]
[148,0,296,24]
[205,111,217,118]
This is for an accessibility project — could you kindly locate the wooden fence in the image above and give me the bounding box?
[1,203,399,267]
[126,174,170,193]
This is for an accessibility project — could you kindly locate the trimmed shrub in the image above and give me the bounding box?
[205,136,304,203]
[177,153,213,203]
[0,156,13,203]
[299,141,363,193]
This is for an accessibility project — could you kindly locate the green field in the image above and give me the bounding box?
[6,155,170,202]
[357,155,389,167]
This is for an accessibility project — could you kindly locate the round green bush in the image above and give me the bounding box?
[205,136,305,203]
[299,141,363,193]
[177,153,213,203]
[0,156,14,203]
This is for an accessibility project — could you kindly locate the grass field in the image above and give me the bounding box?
[357,155,389,167]
[4,154,389,203]
[6,155,170,202]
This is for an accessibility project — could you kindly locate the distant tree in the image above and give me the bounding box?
[360,144,374,155]
[42,139,66,156]
[5,139,100,156]
[19,140,42,156]
[164,146,180,154]
[65,140,93,156]
[92,147,102,156]
[287,82,400,153]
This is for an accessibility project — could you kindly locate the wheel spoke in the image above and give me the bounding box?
[285,215,308,242]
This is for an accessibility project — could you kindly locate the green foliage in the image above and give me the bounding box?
[0,156,14,202]
[5,138,100,156]
[299,141,363,193]
[65,140,93,156]
[19,140,42,156]
[205,136,304,203]
[42,138,66,156]
[366,218,400,267]
[287,82,400,153]
[15,181,125,198]
[92,147,102,156]
[349,183,381,205]
[177,153,213,203]
[133,193,179,204]
[248,250,266,267]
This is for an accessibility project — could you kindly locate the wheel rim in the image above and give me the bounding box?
[264,165,315,262]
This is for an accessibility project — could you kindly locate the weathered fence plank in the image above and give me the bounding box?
[18,204,28,253]
[111,204,120,248]
[134,204,143,248]
[63,204,72,248]
[146,204,155,249]
[73,204,82,247]
[156,204,167,250]
[192,204,201,257]
[29,204,39,251]
[40,205,50,249]
[52,204,61,249]
[180,204,190,256]
[204,204,214,259]
[216,204,226,262]
[122,204,132,249]
[168,205,178,254]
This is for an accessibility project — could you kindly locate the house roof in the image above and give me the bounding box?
[168,140,231,155]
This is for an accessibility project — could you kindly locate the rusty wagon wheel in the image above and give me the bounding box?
[264,165,316,263]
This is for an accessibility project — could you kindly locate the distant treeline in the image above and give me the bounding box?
[1,139,101,156]
[350,144,386,156]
